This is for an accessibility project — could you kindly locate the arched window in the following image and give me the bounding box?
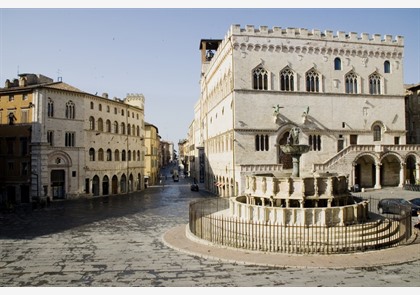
[98,104,102,111]
[47,98,54,117]
[127,123,131,135]
[98,148,104,161]
[106,120,111,132]
[115,149,120,161]
[137,126,140,136]
[305,69,320,92]
[334,57,341,70]
[137,150,140,161]
[128,150,131,161]
[280,67,294,91]
[121,122,126,135]
[97,118,103,131]
[384,60,391,73]
[253,66,268,90]
[66,101,75,119]
[373,125,381,141]
[113,121,118,133]
[89,116,95,130]
[369,72,381,95]
[89,148,95,161]
[122,150,126,161]
[90,102,94,109]
[345,71,358,94]
[106,149,112,161]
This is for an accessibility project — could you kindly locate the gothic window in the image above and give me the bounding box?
[99,104,102,111]
[127,124,131,135]
[47,131,54,146]
[334,57,341,70]
[345,71,358,94]
[115,149,120,161]
[384,60,391,73]
[65,101,75,119]
[305,69,320,92]
[89,116,95,130]
[48,98,54,117]
[309,135,322,151]
[255,134,269,151]
[65,132,75,147]
[253,66,268,90]
[89,148,95,161]
[106,149,112,161]
[122,150,126,161]
[369,72,381,95]
[106,120,111,132]
[373,125,381,141]
[280,67,294,91]
[90,102,94,109]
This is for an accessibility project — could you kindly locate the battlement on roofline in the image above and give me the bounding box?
[227,24,404,46]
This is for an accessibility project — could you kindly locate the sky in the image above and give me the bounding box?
[0,3,419,147]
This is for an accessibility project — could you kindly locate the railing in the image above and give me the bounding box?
[189,197,412,254]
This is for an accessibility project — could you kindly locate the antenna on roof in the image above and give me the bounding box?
[57,69,62,82]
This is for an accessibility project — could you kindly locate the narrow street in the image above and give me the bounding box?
[0,166,419,287]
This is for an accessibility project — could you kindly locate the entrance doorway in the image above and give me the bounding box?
[51,170,65,199]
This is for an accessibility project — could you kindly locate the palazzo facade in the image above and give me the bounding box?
[0,73,146,204]
[192,24,419,196]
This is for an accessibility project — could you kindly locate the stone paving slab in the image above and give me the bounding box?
[163,224,420,269]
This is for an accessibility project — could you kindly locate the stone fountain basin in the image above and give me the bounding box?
[280,144,310,154]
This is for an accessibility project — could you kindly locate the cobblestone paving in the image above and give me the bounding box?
[1,171,419,287]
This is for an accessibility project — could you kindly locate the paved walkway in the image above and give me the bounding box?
[163,225,420,269]
[164,187,420,269]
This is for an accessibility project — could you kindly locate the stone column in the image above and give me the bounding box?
[374,163,382,189]
[399,163,406,187]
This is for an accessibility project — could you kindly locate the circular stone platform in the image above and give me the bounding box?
[162,224,420,269]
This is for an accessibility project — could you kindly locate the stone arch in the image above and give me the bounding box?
[352,152,379,188]
[102,175,109,195]
[48,150,72,167]
[92,175,100,196]
[405,153,418,184]
[276,124,299,169]
[380,153,402,187]
[111,175,118,194]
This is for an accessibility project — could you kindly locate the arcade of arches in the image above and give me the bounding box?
[90,173,142,196]
[353,153,419,189]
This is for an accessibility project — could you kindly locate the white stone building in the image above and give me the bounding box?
[193,24,420,197]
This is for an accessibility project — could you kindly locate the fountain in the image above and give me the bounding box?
[280,126,310,177]
[187,126,411,254]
